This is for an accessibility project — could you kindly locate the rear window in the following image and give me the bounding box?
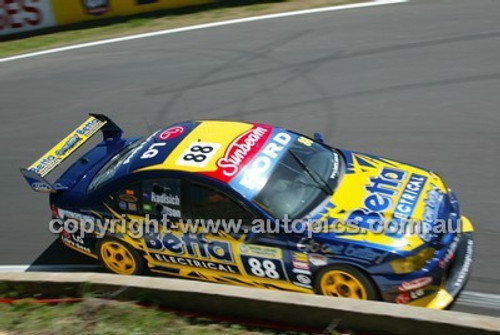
[88,140,142,192]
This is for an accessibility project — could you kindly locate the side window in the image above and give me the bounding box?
[189,183,255,235]
[115,183,141,213]
[142,179,183,220]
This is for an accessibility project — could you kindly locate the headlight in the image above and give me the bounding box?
[390,248,435,274]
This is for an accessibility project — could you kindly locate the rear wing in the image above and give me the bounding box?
[20,114,122,193]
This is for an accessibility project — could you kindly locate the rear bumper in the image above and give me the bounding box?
[410,216,474,309]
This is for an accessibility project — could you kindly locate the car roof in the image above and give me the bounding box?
[121,120,281,185]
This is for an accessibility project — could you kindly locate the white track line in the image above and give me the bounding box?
[0,265,29,273]
[0,265,101,273]
[0,0,408,63]
[456,291,500,310]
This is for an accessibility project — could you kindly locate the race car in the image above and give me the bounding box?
[21,114,474,309]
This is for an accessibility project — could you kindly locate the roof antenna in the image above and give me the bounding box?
[194,125,202,142]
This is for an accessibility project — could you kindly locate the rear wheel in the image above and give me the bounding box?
[314,264,378,300]
[97,238,145,275]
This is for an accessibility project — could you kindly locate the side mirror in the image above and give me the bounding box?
[314,132,324,143]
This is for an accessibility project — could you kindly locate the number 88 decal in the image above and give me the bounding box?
[176,142,221,168]
[184,145,214,163]
[241,256,286,280]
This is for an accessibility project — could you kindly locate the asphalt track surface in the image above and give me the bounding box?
[1,0,499,317]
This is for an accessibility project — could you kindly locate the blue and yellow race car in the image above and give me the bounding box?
[21,114,474,309]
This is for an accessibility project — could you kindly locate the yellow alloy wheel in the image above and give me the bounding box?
[100,241,137,275]
[320,270,368,299]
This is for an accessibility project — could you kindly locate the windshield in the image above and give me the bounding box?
[253,137,342,219]
[88,139,142,192]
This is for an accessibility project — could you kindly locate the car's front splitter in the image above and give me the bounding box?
[409,216,474,309]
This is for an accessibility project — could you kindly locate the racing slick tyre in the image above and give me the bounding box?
[97,238,145,275]
[314,264,378,300]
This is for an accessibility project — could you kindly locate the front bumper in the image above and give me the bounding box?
[409,216,474,309]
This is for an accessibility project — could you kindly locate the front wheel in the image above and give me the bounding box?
[97,238,145,275]
[314,264,378,300]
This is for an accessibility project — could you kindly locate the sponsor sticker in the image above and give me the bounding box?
[82,0,109,15]
[217,126,271,177]
[396,289,425,304]
[119,194,138,203]
[346,167,413,236]
[76,117,103,137]
[204,125,273,183]
[29,155,59,176]
[391,174,427,236]
[32,182,53,192]
[292,252,308,262]
[309,253,327,266]
[227,130,296,200]
[454,239,473,288]
[330,152,340,179]
[296,274,312,285]
[61,230,92,254]
[292,261,310,271]
[123,130,160,165]
[158,126,185,141]
[238,131,292,191]
[420,186,443,242]
[56,135,81,157]
[239,244,281,258]
[343,244,388,264]
[395,292,411,304]
[440,235,459,269]
[153,254,239,274]
[146,233,234,263]
[297,136,313,147]
[398,277,433,292]
[57,209,94,221]
[0,0,56,36]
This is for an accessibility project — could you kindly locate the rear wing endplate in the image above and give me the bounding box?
[20,114,122,193]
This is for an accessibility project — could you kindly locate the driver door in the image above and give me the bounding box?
[183,182,304,291]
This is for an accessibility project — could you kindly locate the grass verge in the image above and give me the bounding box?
[0,298,318,335]
[0,0,365,58]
